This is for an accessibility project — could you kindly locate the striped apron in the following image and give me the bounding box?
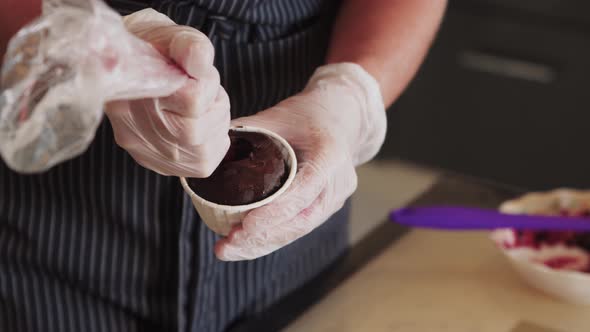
[0,0,349,331]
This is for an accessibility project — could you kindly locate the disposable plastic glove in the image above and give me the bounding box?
[500,189,590,217]
[215,63,387,261]
[105,9,230,177]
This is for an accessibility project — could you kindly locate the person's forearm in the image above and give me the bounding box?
[326,0,446,106]
[0,0,41,58]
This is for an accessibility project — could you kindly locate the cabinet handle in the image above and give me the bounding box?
[458,51,556,84]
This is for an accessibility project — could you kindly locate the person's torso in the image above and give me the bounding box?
[0,2,347,331]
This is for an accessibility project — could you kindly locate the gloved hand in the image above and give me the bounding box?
[500,189,590,217]
[215,63,387,261]
[105,9,230,177]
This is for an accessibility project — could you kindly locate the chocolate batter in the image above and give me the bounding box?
[188,130,288,205]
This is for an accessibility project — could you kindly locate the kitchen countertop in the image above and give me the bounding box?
[285,229,590,332]
[285,176,590,332]
[232,174,590,332]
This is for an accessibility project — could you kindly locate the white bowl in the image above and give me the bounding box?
[180,125,297,236]
[492,189,590,305]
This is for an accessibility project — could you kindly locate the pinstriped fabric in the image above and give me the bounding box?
[158,0,324,24]
[0,120,184,331]
[112,0,327,42]
[0,1,347,331]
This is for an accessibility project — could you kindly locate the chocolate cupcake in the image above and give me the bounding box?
[187,130,289,206]
[181,126,297,235]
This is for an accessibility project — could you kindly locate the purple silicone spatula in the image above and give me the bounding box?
[390,206,590,231]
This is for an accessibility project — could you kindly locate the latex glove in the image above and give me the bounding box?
[105,9,230,177]
[500,189,590,217]
[215,63,387,261]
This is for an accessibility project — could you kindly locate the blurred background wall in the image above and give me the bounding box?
[378,0,590,190]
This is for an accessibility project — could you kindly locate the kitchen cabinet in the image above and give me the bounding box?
[383,1,590,190]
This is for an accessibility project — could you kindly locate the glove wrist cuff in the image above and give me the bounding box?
[307,62,387,165]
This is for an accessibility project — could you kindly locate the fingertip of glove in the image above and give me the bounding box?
[214,241,245,261]
[214,240,229,260]
[170,32,215,78]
